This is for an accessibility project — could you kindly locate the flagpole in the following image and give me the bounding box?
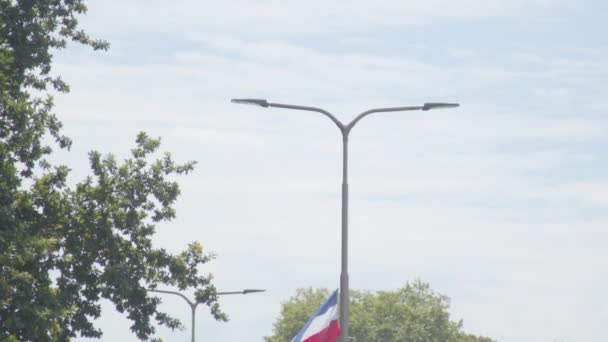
[340,130,349,342]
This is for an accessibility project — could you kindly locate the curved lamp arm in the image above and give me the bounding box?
[269,102,345,132]
[147,288,266,304]
[147,289,195,307]
[346,106,424,133]
[231,99,345,133]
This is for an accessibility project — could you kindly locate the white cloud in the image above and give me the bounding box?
[56,33,608,130]
[83,0,573,38]
[549,180,608,206]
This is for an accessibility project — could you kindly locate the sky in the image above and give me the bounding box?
[47,0,608,341]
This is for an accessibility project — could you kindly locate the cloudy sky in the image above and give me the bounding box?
[49,0,608,341]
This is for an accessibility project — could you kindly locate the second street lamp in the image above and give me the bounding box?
[231,98,459,342]
[148,288,265,342]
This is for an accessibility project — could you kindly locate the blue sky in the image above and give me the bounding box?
[49,1,608,341]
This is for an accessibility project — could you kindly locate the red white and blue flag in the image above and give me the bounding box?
[291,289,341,342]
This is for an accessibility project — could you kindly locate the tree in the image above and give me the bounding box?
[265,281,494,342]
[1,1,224,341]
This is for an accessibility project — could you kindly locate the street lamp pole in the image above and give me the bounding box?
[231,99,459,342]
[147,288,266,342]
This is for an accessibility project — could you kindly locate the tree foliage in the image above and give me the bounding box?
[1,1,224,341]
[265,281,495,342]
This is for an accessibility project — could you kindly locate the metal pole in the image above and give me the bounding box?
[340,131,349,342]
[230,98,459,342]
[191,303,197,342]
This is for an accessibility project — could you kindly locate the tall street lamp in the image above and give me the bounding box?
[231,98,459,342]
[148,288,266,342]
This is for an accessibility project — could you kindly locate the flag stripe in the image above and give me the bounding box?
[301,303,338,340]
[303,319,340,342]
[291,290,340,342]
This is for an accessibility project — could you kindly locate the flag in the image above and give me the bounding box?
[291,289,341,342]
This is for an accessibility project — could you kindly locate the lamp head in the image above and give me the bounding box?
[231,98,270,108]
[243,289,266,294]
[422,103,460,111]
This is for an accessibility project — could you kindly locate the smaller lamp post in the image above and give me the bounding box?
[148,288,266,342]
